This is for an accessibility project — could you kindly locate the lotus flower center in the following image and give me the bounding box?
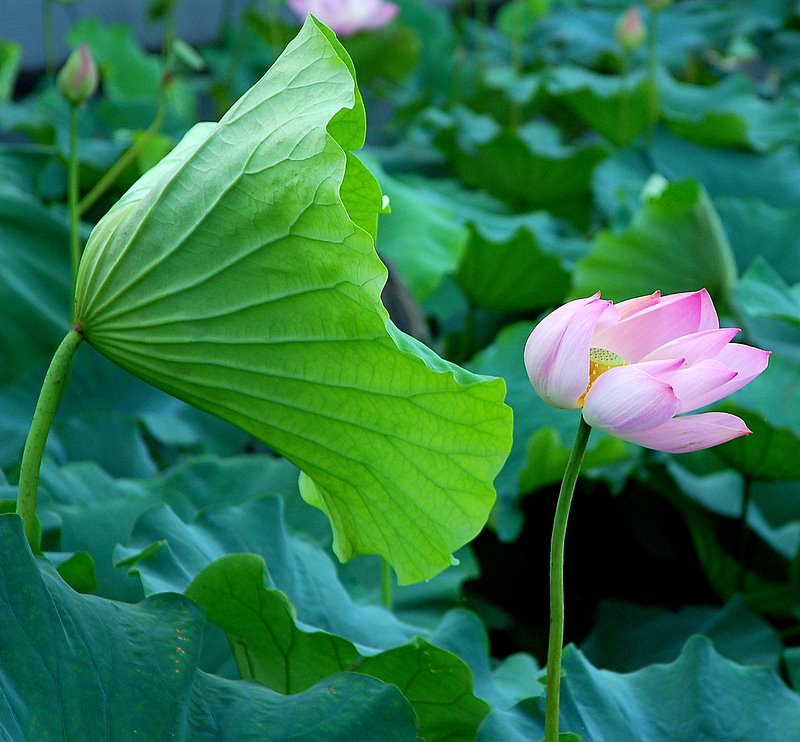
[577,347,627,407]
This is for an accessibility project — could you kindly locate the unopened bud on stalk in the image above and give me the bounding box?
[57,44,98,105]
[615,6,646,52]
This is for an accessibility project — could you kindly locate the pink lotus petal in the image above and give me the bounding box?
[582,365,679,433]
[594,290,659,334]
[680,343,770,410]
[640,327,740,366]
[618,412,752,453]
[593,289,718,362]
[524,294,613,409]
[649,359,739,414]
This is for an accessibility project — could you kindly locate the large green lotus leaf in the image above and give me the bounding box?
[786,647,800,693]
[37,455,300,601]
[119,495,529,714]
[455,210,584,313]
[478,637,800,741]
[544,66,650,147]
[334,545,479,631]
[719,353,800,437]
[72,19,511,584]
[707,330,800,482]
[364,157,469,301]
[467,322,630,541]
[582,596,782,672]
[0,342,250,476]
[649,128,800,210]
[0,177,71,386]
[391,0,456,99]
[426,607,541,710]
[0,514,418,741]
[654,466,796,618]
[736,257,800,328]
[430,106,608,224]
[530,1,787,70]
[714,400,800,482]
[185,553,490,741]
[666,461,800,562]
[572,180,738,305]
[591,148,652,230]
[716,198,800,283]
[116,495,422,650]
[660,71,800,152]
[381,173,587,312]
[342,23,419,86]
[468,67,546,127]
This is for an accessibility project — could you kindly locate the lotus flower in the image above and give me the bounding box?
[288,0,399,36]
[524,290,769,453]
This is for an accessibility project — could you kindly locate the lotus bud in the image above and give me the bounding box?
[615,6,646,52]
[57,44,98,105]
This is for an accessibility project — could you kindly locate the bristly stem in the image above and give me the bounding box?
[544,416,591,742]
[381,558,393,610]
[16,329,84,548]
[68,103,81,292]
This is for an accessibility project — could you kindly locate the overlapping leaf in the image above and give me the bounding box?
[0,514,419,741]
[0,164,71,385]
[478,638,800,741]
[573,179,738,305]
[72,19,512,583]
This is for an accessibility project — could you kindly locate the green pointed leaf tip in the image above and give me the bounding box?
[72,19,513,584]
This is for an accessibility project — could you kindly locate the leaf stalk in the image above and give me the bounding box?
[16,329,84,547]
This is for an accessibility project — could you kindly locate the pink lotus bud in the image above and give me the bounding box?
[615,6,646,52]
[57,43,98,105]
[524,290,769,453]
[288,0,399,37]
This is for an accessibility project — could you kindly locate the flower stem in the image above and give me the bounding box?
[16,329,84,547]
[68,103,81,293]
[381,558,393,610]
[77,94,166,218]
[544,416,591,742]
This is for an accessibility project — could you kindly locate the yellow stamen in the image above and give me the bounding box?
[577,347,627,407]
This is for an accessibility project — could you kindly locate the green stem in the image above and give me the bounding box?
[77,96,166,217]
[68,104,80,293]
[381,559,393,610]
[16,329,84,547]
[544,416,592,742]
